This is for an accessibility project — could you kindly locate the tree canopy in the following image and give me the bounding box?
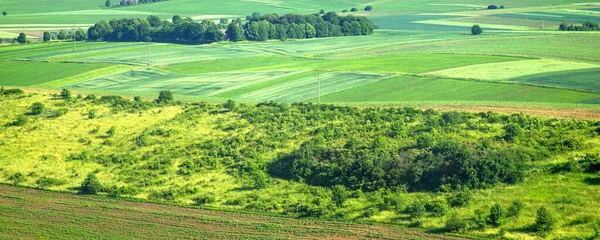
[471,25,483,35]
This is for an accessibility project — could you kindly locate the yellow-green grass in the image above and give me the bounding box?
[1,92,600,239]
[0,60,110,86]
[318,75,600,103]
[426,59,600,81]
[510,68,600,93]
[164,54,526,74]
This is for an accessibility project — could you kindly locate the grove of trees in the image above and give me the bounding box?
[87,12,376,44]
[559,22,600,31]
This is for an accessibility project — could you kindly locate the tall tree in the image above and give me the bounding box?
[17,33,26,44]
[43,32,51,42]
[105,0,111,7]
[226,23,244,42]
[471,24,483,35]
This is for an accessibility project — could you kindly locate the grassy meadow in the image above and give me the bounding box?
[1,0,600,239]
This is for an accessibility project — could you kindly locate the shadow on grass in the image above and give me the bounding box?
[584,177,600,185]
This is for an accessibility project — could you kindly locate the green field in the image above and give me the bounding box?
[0,61,109,86]
[318,75,600,103]
[511,68,600,93]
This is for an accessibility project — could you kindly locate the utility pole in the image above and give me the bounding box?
[318,70,321,105]
[147,40,151,69]
[73,24,76,51]
[542,20,545,29]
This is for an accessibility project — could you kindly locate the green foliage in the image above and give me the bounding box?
[2,88,24,95]
[448,189,472,207]
[593,218,600,238]
[445,214,468,232]
[106,126,117,138]
[134,96,142,102]
[17,33,26,44]
[8,172,26,186]
[365,6,372,11]
[426,197,448,217]
[60,89,71,99]
[43,32,51,42]
[224,99,236,111]
[156,90,173,104]
[503,123,524,142]
[79,173,102,195]
[30,102,45,115]
[36,177,66,187]
[489,203,505,227]
[11,115,28,126]
[194,192,216,205]
[406,200,426,220]
[534,207,556,235]
[471,25,483,35]
[507,200,525,217]
[331,185,350,207]
[88,110,97,119]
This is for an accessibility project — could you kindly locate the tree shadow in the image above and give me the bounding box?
[584,177,600,185]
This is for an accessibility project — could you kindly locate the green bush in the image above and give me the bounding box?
[79,173,102,195]
[11,115,28,126]
[331,185,350,207]
[60,89,71,99]
[36,177,67,187]
[534,207,556,235]
[507,200,525,217]
[156,90,173,104]
[448,189,472,207]
[593,218,600,238]
[194,192,216,205]
[106,126,117,138]
[489,203,505,226]
[445,214,468,232]
[406,200,426,220]
[471,25,483,35]
[426,197,448,216]
[8,172,26,185]
[30,102,45,115]
[88,110,97,119]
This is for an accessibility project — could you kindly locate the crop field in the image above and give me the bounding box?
[0,185,454,240]
[318,75,600,103]
[510,68,600,93]
[0,61,110,86]
[426,59,600,81]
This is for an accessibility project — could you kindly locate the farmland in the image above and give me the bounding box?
[1,0,600,239]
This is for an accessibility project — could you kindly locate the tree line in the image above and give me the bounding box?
[87,12,375,44]
[559,21,600,31]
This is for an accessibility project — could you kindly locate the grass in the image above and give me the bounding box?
[164,54,525,74]
[66,69,304,97]
[233,71,393,102]
[0,60,109,86]
[318,75,600,103]
[215,70,315,98]
[426,59,600,81]
[510,68,600,93]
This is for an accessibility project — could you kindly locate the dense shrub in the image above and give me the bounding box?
[507,200,525,217]
[471,25,483,35]
[79,173,102,194]
[489,203,505,226]
[11,115,28,126]
[60,89,71,99]
[8,172,26,185]
[406,201,426,220]
[30,102,45,115]
[445,214,468,232]
[534,207,556,235]
[36,177,67,187]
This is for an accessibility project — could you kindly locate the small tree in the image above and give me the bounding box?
[134,96,142,102]
[365,6,373,11]
[156,90,173,104]
[219,18,228,24]
[406,200,426,220]
[351,7,358,12]
[105,0,111,7]
[500,5,505,9]
[507,200,525,217]
[79,173,102,195]
[17,33,26,44]
[593,218,600,238]
[471,25,483,35]
[331,185,350,207]
[488,4,498,9]
[60,89,71,99]
[88,109,97,119]
[43,32,51,42]
[2,11,7,16]
[30,102,45,115]
[319,9,325,14]
[534,207,556,235]
[489,203,505,226]
[12,115,28,126]
[106,126,117,138]
[8,172,26,185]
[224,99,236,111]
[57,30,67,40]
